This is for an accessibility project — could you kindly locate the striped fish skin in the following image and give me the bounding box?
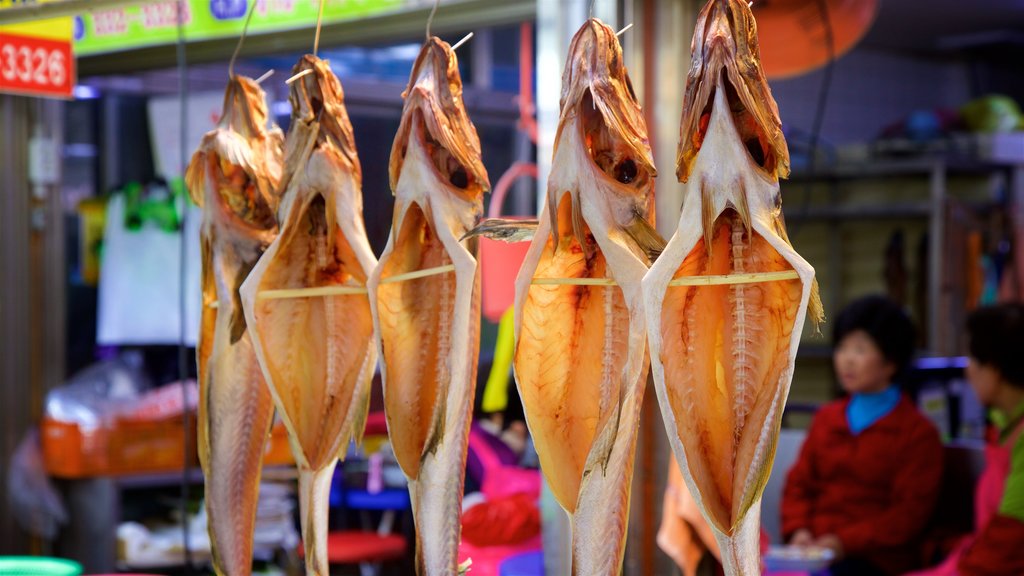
[642,1,824,574]
[367,37,489,576]
[512,19,661,575]
[185,76,283,576]
[240,55,378,576]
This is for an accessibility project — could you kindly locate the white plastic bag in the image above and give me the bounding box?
[96,193,202,346]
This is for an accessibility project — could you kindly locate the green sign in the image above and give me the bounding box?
[74,0,407,56]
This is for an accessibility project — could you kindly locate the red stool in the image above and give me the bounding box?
[300,530,406,576]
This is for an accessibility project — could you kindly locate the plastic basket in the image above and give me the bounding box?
[0,557,82,576]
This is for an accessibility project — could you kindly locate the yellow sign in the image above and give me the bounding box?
[0,0,73,41]
[0,0,75,98]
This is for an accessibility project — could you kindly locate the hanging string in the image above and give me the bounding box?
[228,0,258,79]
[175,0,193,573]
[425,0,440,40]
[313,0,326,57]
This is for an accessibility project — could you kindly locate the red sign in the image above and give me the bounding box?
[0,31,74,98]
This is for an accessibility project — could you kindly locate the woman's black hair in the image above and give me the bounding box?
[966,304,1024,388]
[833,295,916,374]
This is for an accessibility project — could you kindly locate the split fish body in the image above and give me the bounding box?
[240,56,378,576]
[185,75,283,576]
[512,19,663,575]
[642,1,824,574]
[367,37,490,576]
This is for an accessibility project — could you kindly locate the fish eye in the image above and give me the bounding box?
[615,159,637,184]
[745,139,765,167]
[721,71,773,173]
[449,167,469,189]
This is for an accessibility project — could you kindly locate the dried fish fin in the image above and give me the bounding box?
[186,149,208,207]
[570,190,593,258]
[771,213,825,328]
[622,211,667,263]
[228,261,256,344]
[422,381,449,460]
[461,217,539,243]
[349,380,372,450]
[276,118,319,214]
[548,182,565,248]
[582,387,623,476]
[197,233,217,393]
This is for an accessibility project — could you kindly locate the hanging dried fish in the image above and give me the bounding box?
[642,1,824,573]
[185,74,283,576]
[510,18,662,574]
[367,36,489,576]
[240,55,377,576]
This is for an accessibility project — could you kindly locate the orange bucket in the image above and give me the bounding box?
[480,163,536,323]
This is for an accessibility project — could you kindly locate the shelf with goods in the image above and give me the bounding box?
[785,151,1024,416]
[49,415,299,573]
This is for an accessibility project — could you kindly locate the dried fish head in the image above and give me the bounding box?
[289,56,360,174]
[221,75,273,139]
[389,37,489,202]
[677,0,789,185]
[187,76,283,236]
[550,18,660,262]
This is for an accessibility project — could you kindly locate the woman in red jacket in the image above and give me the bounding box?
[782,295,944,576]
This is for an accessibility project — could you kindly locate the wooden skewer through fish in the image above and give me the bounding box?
[208,265,457,307]
[286,68,314,84]
[216,268,797,308]
[254,69,275,84]
[450,32,474,51]
[530,270,800,287]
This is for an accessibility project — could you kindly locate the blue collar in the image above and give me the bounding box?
[846,386,902,435]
